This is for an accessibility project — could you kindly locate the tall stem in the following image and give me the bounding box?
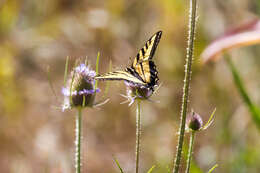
[173,0,197,172]
[185,131,195,173]
[135,100,141,173]
[224,54,260,127]
[75,108,82,173]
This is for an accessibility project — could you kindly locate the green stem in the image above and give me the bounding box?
[135,100,141,173]
[173,0,197,172]
[185,131,195,173]
[224,54,260,128]
[75,108,82,173]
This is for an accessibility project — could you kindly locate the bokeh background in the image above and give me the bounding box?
[1,0,260,172]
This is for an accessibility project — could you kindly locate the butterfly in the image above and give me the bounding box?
[95,31,162,91]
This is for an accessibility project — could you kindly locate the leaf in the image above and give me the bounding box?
[201,20,260,63]
[147,165,156,173]
[84,56,89,66]
[64,56,69,86]
[167,165,172,173]
[202,108,216,130]
[113,157,125,173]
[225,55,260,129]
[94,52,100,90]
[207,164,218,173]
[101,59,112,100]
[69,61,77,103]
[46,65,57,100]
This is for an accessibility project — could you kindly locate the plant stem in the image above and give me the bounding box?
[224,54,260,128]
[173,0,197,172]
[135,99,141,173]
[185,131,195,173]
[75,108,82,173]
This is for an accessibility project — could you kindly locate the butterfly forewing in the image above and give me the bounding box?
[131,31,162,85]
[95,71,145,85]
[132,31,162,67]
[95,31,162,88]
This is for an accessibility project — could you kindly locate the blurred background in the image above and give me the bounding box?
[1,0,260,172]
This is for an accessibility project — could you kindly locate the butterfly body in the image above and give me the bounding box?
[95,31,162,92]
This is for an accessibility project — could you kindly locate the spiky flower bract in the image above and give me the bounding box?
[62,63,100,111]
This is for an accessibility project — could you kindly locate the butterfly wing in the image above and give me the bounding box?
[132,31,162,66]
[95,31,162,87]
[95,71,145,85]
[131,31,162,85]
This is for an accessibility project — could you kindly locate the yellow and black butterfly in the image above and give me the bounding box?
[95,31,162,91]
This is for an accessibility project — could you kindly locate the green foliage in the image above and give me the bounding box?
[101,60,112,100]
[0,47,22,114]
[46,66,57,100]
[147,165,156,173]
[95,52,100,91]
[173,0,198,172]
[207,164,218,173]
[75,108,82,173]
[0,0,19,34]
[190,163,203,173]
[113,157,125,173]
[201,108,216,131]
[64,56,69,86]
[2,0,260,172]
[225,54,260,129]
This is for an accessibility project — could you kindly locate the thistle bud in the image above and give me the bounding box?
[62,64,100,110]
[187,111,203,131]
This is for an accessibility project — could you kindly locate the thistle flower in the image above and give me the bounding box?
[187,111,203,131]
[62,63,100,111]
[186,108,216,132]
[122,82,156,106]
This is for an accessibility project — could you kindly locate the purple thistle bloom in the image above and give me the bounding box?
[123,81,154,105]
[62,64,100,111]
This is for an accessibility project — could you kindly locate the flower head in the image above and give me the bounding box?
[187,111,203,131]
[122,82,155,106]
[125,82,153,99]
[186,109,216,132]
[62,63,100,110]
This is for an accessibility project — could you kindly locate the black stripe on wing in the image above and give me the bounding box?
[95,71,145,85]
[148,31,162,60]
